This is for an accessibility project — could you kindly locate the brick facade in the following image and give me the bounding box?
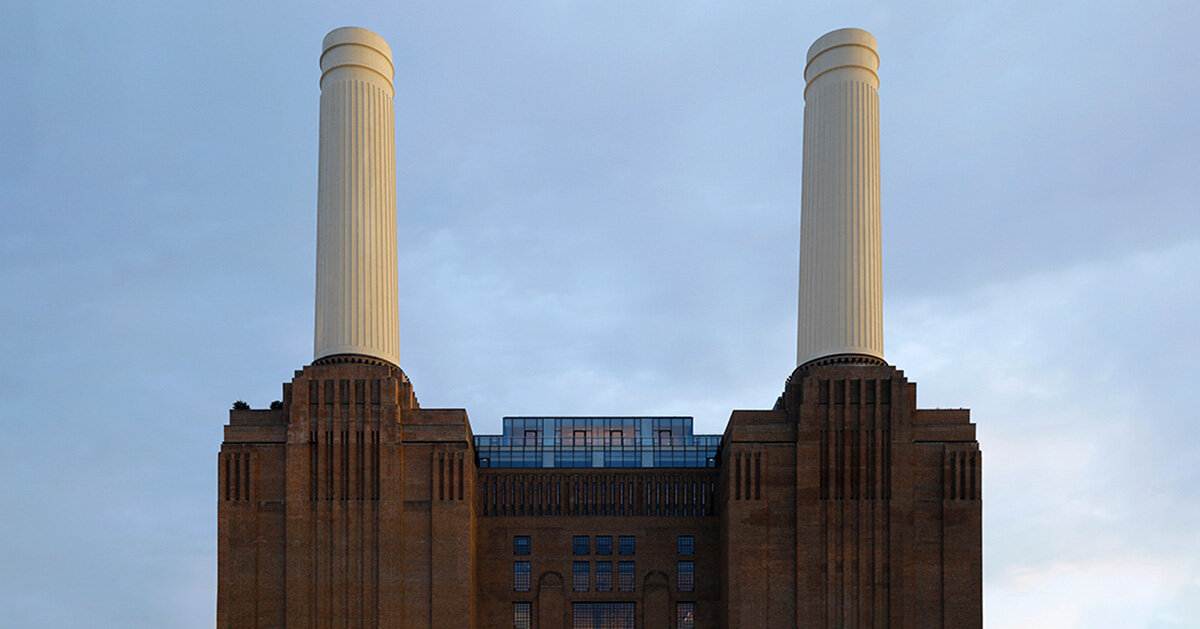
[219,358,980,627]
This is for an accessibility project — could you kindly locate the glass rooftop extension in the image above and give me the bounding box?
[475,417,722,468]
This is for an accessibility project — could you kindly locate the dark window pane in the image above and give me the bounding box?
[678,561,694,592]
[618,561,635,592]
[514,561,530,592]
[596,536,613,555]
[514,602,532,629]
[677,535,694,556]
[596,561,612,592]
[573,561,589,592]
[573,536,590,555]
[618,535,636,555]
[572,602,635,628]
[676,602,695,629]
[514,536,531,556]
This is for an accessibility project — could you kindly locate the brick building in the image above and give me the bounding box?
[218,26,982,628]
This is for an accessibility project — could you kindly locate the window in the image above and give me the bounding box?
[573,602,635,628]
[677,561,694,592]
[618,561,635,592]
[676,602,695,629]
[618,535,636,555]
[524,429,539,446]
[596,535,613,555]
[677,535,694,556]
[573,561,589,592]
[514,561,530,592]
[573,536,590,555]
[514,602,532,629]
[514,535,530,556]
[596,561,612,591]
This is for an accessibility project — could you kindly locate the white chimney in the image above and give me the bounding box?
[796,28,884,366]
[313,27,400,366]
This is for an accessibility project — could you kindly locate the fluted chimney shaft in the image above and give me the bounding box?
[797,28,884,366]
[313,27,399,366]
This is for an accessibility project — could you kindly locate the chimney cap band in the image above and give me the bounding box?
[320,26,394,88]
[804,28,879,94]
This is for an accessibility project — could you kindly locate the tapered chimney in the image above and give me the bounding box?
[796,28,884,366]
[313,27,399,366]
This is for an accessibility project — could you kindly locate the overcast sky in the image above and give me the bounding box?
[2,1,1198,627]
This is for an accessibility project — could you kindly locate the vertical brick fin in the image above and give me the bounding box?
[970,450,980,501]
[458,452,465,500]
[436,451,445,501]
[734,453,742,500]
[835,416,844,500]
[960,450,968,501]
[355,429,364,501]
[371,429,379,501]
[340,428,349,501]
[866,388,876,500]
[221,452,229,502]
[850,422,860,500]
[232,452,241,501]
[945,450,956,501]
[244,452,254,501]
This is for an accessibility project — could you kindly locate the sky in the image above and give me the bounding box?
[2,0,1198,626]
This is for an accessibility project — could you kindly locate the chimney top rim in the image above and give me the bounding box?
[322,26,393,61]
[806,28,877,64]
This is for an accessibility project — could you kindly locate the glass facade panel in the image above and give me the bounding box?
[677,535,694,556]
[677,560,694,592]
[618,561,635,592]
[618,536,636,555]
[573,536,590,555]
[514,561,530,592]
[596,535,612,555]
[572,602,635,629]
[514,535,530,556]
[474,417,721,468]
[514,602,532,629]
[573,561,589,592]
[596,561,612,591]
[676,602,695,629]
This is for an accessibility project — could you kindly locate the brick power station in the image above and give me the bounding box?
[218,26,983,628]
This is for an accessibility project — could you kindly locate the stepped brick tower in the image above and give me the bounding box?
[218,26,982,628]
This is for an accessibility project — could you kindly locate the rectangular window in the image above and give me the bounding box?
[573,602,635,628]
[514,535,531,556]
[677,560,694,592]
[573,561,589,592]
[514,601,532,629]
[514,561,530,592]
[596,561,612,592]
[573,535,590,555]
[618,535,636,555]
[676,602,695,629]
[677,535,694,556]
[618,561,635,592]
[596,535,613,555]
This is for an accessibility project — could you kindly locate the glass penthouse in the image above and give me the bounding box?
[474,417,723,469]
